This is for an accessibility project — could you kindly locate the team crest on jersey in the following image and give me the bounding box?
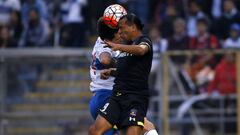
[130,109,137,117]
[117,52,133,58]
[129,109,137,122]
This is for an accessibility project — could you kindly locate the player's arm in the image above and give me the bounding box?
[99,52,116,68]
[104,40,150,56]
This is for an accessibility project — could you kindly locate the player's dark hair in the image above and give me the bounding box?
[119,13,144,31]
[97,17,119,40]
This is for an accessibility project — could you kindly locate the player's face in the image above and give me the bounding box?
[112,32,122,43]
[118,18,134,41]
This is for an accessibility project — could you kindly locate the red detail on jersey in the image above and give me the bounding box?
[91,52,97,70]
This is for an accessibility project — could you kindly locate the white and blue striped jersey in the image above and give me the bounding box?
[90,37,116,92]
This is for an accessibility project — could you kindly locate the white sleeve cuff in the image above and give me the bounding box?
[144,129,158,135]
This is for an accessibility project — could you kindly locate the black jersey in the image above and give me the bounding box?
[113,35,153,97]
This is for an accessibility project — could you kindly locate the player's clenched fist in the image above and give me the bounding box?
[100,69,111,79]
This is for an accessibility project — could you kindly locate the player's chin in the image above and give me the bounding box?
[114,38,122,44]
[120,36,129,43]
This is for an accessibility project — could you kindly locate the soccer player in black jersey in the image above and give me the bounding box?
[89,14,153,135]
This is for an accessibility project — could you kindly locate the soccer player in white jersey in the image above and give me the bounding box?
[89,17,158,135]
[89,17,120,135]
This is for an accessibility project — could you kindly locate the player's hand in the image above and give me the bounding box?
[104,40,121,51]
[143,118,155,133]
[100,69,111,79]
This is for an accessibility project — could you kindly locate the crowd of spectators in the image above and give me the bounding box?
[0,0,239,94]
[146,0,240,95]
[0,0,239,48]
[0,0,89,48]
[1,2,238,134]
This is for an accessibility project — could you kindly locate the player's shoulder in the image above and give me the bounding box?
[135,35,152,45]
[93,37,107,49]
[140,35,151,41]
[93,37,114,55]
[94,37,104,47]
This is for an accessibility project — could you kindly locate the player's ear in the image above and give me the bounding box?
[131,24,137,32]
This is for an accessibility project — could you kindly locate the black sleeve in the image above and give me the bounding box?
[138,37,152,52]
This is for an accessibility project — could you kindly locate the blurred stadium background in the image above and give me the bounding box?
[0,0,240,135]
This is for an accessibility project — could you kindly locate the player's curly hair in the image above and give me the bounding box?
[97,17,119,40]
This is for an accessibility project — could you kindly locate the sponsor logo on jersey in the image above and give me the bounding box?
[100,103,109,115]
[129,117,136,121]
[116,92,122,96]
[129,109,137,122]
[117,52,133,58]
[130,109,137,116]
